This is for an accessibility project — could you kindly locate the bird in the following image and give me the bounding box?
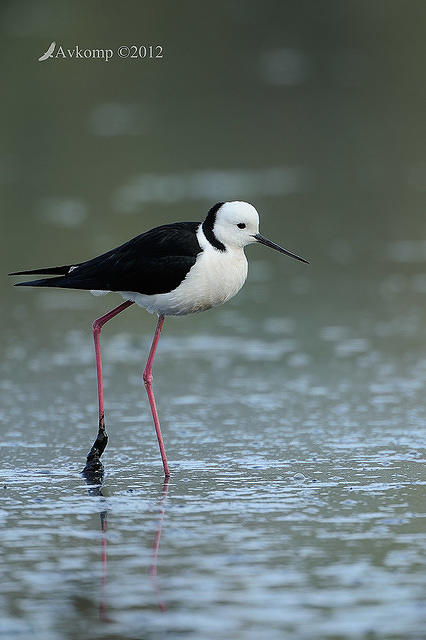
[10,201,309,477]
[38,41,56,61]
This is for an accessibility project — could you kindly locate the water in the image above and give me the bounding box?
[1,2,426,638]
[1,287,425,639]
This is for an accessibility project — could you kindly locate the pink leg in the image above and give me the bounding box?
[143,314,170,477]
[93,300,134,430]
[86,300,134,464]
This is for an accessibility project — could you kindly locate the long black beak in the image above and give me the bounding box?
[254,234,310,264]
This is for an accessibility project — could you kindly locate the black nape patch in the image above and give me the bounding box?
[202,202,226,251]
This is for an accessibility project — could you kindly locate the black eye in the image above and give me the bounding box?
[237,223,246,229]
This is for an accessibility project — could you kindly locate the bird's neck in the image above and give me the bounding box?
[201,220,226,252]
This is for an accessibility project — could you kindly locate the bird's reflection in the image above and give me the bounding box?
[82,462,110,622]
[148,476,170,612]
[82,462,170,619]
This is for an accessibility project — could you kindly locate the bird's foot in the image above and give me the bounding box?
[87,426,108,460]
[81,456,104,486]
[82,427,108,479]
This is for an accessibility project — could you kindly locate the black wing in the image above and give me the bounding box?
[11,222,202,295]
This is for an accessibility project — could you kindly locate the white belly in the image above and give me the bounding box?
[119,247,248,316]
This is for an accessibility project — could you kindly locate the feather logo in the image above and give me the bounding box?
[38,41,56,62]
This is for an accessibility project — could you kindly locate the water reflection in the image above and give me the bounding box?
[82,466,170,619]
[149,477,170,613]
[81,464,111,622]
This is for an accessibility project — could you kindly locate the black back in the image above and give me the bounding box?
[14,222,202,295]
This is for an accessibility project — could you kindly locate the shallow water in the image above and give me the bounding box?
[2,1,426,638]
[1,271,426,639]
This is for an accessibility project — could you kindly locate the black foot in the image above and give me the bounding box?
[82,455,104,483]
[82,459,105,487]
[87,428,108,460]
[82,428,108,480]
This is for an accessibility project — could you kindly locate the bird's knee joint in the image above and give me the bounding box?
[143,372,153,386]
[92,320,102,333]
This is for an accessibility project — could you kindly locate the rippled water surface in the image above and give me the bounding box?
[2,2,426,639]
[2,277,426,639]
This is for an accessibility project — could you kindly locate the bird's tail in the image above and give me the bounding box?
[9,264,80,288]
[9,264,76,277]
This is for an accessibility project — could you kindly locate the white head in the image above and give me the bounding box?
[210,201,260,249]
[202,201,309,263]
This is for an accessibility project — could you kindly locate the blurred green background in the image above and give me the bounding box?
[2,0,426,292]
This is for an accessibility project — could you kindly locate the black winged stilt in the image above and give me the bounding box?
[10,201,309,476]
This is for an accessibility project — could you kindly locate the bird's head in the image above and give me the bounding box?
[210,201,260,249]
[203,201,309,263]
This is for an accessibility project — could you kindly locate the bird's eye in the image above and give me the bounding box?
[237,223,246,229]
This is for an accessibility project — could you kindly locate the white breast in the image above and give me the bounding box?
[119,225,248,316]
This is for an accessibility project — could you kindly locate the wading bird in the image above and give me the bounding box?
[10,201,309,476]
